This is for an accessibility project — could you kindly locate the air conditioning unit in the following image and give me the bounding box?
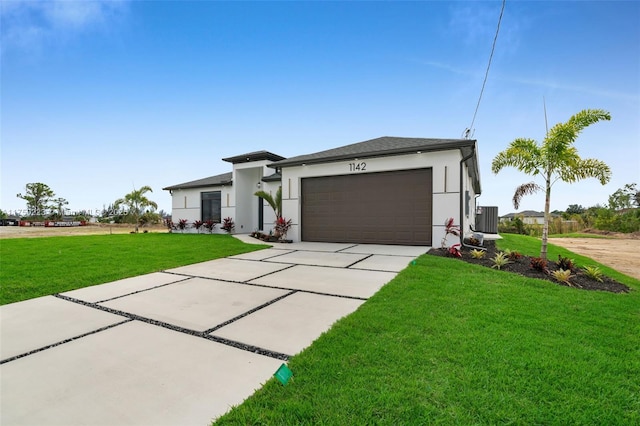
[475,206,498,234]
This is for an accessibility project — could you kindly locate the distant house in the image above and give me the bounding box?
[163,136,482,246]
[500,210,559,225]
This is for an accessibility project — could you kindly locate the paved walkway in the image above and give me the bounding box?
[0,236,428,425]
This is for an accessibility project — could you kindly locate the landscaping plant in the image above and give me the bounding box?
[583,266,604,282]
[491,251,511,270]
[551,269,573,286]
[441,217,460,248]
[221,217,235,234]
[470,249,485,259]
[492,109,612,259]
[193,220,203,233]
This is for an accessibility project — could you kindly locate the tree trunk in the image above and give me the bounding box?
[540,175,552,260]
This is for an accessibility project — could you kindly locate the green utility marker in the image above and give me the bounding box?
[274,363,293,386]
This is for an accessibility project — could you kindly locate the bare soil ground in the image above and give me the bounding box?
[550,237,640,281]
[0,223,168,239]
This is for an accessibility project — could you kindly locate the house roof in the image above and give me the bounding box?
[269,136,481,193]
[163,172,232,191]
[501,210,551,218]
[222,150,285,164]
[261,172,282,182]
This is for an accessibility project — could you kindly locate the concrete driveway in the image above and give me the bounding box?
[0,236,428,425]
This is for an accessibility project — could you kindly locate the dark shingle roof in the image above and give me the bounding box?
[222,150,285,164]
[269,136,480,193]
[163,172,232,191]
[269,136,475,167]
[261,172,282,182]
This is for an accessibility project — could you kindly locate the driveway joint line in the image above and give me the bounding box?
[92,276,193,304]
[53,294,291,361]
[151,270,371,300]
[0,318,133,365]
[344,254,374,268]
[203,290,298,334]
[335,244,360,252]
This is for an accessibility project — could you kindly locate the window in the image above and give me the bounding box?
[201,191,221,223]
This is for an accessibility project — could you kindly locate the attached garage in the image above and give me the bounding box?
[301,169,433,245]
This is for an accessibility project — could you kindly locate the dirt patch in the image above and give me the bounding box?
[549,238,640,281]
[0,224,168,239]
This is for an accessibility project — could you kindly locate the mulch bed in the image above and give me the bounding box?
[428,240,631,293]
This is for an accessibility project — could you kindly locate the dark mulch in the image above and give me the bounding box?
[428,240,631,293]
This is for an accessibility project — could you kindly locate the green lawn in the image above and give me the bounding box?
[215,234,640,425]
[0,233,266,305]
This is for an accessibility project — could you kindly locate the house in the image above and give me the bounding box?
[500,210,557,225]
[163,136,481,246]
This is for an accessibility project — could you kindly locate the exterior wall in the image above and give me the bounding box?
[169,185,233,233]
[280,150,466,245]
[232,161,280,233]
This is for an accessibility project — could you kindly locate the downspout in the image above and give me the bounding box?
[459,146,485,251]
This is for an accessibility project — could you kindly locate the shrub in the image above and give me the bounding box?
[491,252,511,270]
[530,257,548,272]
[551,269,573,285]
[448,243,462,258]
[203,220,217,233]
[177,219,188,232]
[557,255,576,272]
[274,217,292,240]
[164,218,174,231]
[221,217,235,234]
[504,248,523,261]
[470,249,485,259]
[583,266,604,282]
[193,220,203,233]
[441,217,460,248]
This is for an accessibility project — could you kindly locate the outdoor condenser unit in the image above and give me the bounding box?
[475,206,499,234]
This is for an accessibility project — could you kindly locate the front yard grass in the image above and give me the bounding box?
[215,234,639,425]
[0,233,266,305]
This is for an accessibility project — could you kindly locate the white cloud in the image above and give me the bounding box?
[1,0,129,54]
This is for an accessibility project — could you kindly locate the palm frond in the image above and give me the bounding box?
[512,182,542,209]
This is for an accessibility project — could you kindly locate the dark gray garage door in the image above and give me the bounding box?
[301,168,432,245]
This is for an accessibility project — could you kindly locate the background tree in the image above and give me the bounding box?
[16,182,55,218]
[492,109,611,260]
[114,186,158,233]
[565,204,585,215]
[608,183,638,210]
[51,197,69,220]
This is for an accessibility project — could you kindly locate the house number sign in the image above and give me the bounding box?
[349,162,367,172]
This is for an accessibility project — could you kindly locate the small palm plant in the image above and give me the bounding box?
[551,269,573,286]
[470,249,486,259]
[491,252,511,270]
[583,266,604,282]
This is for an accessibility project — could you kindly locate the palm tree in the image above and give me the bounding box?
[255,186,282,219]
[114,186,158,233]
[491,109,611,260]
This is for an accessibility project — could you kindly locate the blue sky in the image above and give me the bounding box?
[2,1,639,218]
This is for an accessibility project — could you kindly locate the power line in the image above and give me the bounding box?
[464,0,506,138]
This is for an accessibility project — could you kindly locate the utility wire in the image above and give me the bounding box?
[465,0,506,138]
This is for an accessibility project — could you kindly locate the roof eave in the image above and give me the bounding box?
[269,139,476,169]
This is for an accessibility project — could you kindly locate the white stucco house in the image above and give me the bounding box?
[163,136,481,246]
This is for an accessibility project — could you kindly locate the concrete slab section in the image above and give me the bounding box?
[281,241,357,252]
[0,296,125,360]
[61,272,187,303]
[341,244,429,256]
[349,254,417,272]
[264,250,369,268]
[250,265,396,298]
[0,321,282,426]
[229,248,295,261]
[100,278,289,332]
[212,292,364,356]
[166,258,290,282]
